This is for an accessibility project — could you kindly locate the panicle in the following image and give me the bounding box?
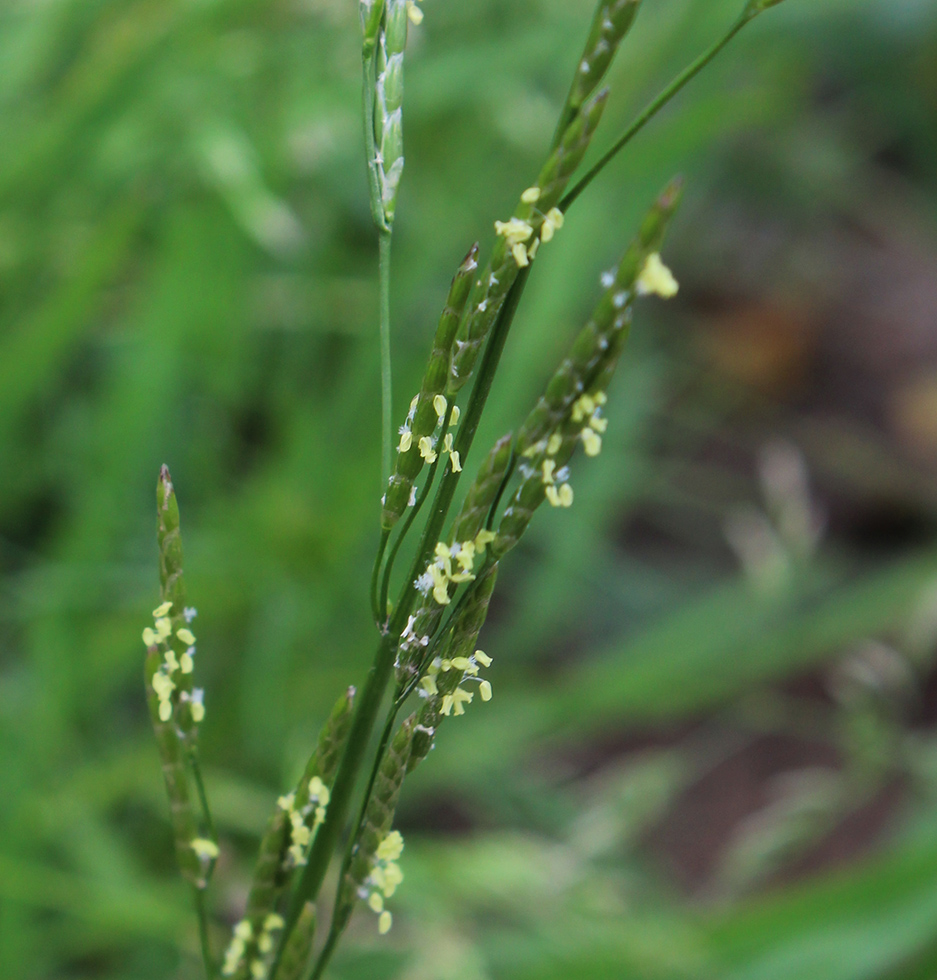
[381,245,479,529]
[409,564,498,771]
[334,718,415,936]
[563,1,642,125]
[449,434,513,544]
[273,903,317,980]
[515,178,682,457]
[448,88,609,395]
[146,467,213,888]
[223,688,354,980]
[373,0,410,225]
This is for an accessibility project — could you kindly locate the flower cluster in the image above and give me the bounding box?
[414,529,496,606]
[142,602,203,723]
[361,830,405,935]
[277,775,330,868]
[571,390,608,458]
[420,649,493,715]
[397,394,462,474]
[495,187,565,267]
[222,913,285,978]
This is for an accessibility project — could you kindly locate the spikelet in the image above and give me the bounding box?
[374,0,409,224]
[275,902,317,980]
[333,718,415,935]
[562,0,641,125]
[223,688,354,979]
[449,434,514,543]
[381,245,480,529]
[409,564,498,770]
[515,178,683,457]
[448,88,609,394]
[145,467,209,887]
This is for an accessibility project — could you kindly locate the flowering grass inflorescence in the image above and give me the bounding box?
[143,1,788,977]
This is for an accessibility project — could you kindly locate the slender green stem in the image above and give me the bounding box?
[379,229,394,488]
[188,751,217,846]
[560,13,750,211]
[371,529,391,626]
[194,887,214,979]
[308,926,340,980]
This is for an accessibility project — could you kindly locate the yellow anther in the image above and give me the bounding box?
[479,679,493,701]
[434,394,447,418]
[636,252,679,298]
[511,242,529,267]
[581,428,602,457]
[377,831,404,861]
[378,910,392,934]
[368,891,385,913]
[474,529,496,552]
[154,616,172,640]
[177,628,196,645]
[142,627,158,647]
[547,433,563,455]
[153,601,173,617]
[474,649,492,666]
[494,218,534,244]
[191,838,219,860]
[406,0,423,24]
[180,651,194,674]
[398,429,412,452]
[418,436,437,463]
[521,186,541,204]
[449,405,460,426]
[541,459,556,485]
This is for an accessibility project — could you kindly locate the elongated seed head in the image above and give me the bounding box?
[448,88,609,394]
[567,1,641,118]
[516,179,681,455]
[382,244,479,529]
[145,646,203,886]
[409,565,499,771]
[230,687,355,979]
[450,434,513,543]
[334,718,414,932]
[275,902,317,980]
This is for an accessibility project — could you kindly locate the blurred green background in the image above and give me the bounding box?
[4,0,937,976]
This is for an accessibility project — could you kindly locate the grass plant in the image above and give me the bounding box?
[141,2,794,977]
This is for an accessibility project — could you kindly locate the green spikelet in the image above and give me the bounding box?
[226,688,354,980]
[155,466,201,733]
[374,0,409,224]
[448,88,610,395]
[516,178,682,456]
[144,646,203,886]
[409,564,498,771]
[450,434,513,543]
[381,244,480,529]
[334,718,414,933]
[276,903,317,980]
[560,0,641,132]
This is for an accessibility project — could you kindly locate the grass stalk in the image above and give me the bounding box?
[194,888,214,979]
[379,228,394,487]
